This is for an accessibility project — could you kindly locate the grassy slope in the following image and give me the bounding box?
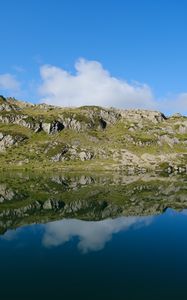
[0,101,187,170]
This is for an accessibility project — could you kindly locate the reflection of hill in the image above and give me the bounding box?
[0,172,187,234]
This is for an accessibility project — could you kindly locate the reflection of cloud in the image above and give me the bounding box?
[42,216,153,253]
[180,209,187,216]
[1,229,19,241]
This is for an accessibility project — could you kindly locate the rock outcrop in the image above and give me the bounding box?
[50,145,94,162]
[0,96,187,172]
[0,132,27,152]
[117,109,167,123]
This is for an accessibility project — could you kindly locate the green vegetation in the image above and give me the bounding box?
[0,96,187,173]
[0,123,32,138]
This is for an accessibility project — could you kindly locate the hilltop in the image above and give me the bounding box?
[0,95,187,173]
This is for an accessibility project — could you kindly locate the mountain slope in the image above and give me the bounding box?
[0,96,187,173]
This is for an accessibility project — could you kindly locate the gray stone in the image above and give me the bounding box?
[43,200,52,210]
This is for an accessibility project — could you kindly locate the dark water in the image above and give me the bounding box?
[0,172,187,299]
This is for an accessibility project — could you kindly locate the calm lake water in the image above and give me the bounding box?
[0,172,187,299]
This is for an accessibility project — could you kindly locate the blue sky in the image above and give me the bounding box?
[1,0,187,114]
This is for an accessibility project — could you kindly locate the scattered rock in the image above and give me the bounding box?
[0,133,26,152]
[79,151,93,161]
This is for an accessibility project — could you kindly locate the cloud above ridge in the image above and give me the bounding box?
[0,73,20,92]
[39,58,155,109]
[1,59,186,115]
[159,93,187,115]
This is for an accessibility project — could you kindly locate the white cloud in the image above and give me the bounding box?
[42,216,153,253]
[0,73,20,91]
[39,58,155,109]
[158,93,187,115]
[1,59,186,115]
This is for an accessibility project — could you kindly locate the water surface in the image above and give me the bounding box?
[0,172,187,299]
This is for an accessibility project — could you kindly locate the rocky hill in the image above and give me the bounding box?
[0,95,187,173]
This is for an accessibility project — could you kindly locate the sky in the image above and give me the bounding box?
[1,0,187,114]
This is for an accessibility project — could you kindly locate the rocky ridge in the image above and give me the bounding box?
[0,96,187,173]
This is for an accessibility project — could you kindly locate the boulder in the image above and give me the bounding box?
[79,151,93,161]
[42,121,64,134]
[0,134,23,152]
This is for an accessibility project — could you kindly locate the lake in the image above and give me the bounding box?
[0,172,187,300]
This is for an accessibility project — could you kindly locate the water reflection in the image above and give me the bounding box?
[42,216,153,253]
[1,208,187,299]
[1,215,153,253]
[0,171,187,237]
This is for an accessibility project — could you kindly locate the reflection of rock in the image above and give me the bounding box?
[43,199,65,210]
[0,184,15,202]
[42,216,153,253]
[43,200,52,210]
[0,172,187,234]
